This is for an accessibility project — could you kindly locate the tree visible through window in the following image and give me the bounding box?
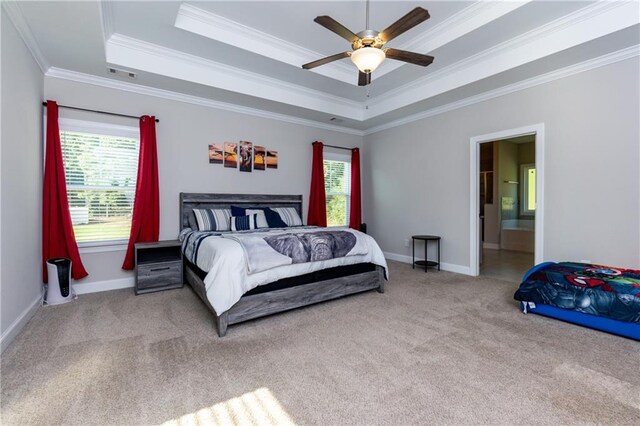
[324,159,351,226]
[59,123,139,244]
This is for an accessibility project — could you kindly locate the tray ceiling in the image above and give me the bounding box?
[5,1,640,133]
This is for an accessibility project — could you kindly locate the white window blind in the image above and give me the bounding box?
[59,122,139,245]
[324,159,351,226]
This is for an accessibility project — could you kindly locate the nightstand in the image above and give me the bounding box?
[134,240,183,295]
[412,235,441,273]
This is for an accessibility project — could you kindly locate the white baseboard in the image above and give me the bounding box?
[483,243,500,250]
[1,294,42,353]
[72,277,135,295]
[383,251,472,276]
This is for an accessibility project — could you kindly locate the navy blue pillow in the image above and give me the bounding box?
[263,208,288,228]
[230,205,287,228]
[230,205,246,217]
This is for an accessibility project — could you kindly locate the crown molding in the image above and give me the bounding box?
[363,0,640,119]
[364,45,640,135]
[106,34,364,120]
[102,1,636,123]
[44,43,638,140]
[45,43,638,140]
[1,0,49,73]
[44,67,366,136]
[175,3,356,84]
[374,0,531,79]
[175,1,531,85]
[97,0,114,45]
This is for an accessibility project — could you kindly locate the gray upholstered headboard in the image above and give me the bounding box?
[179,193,303,230]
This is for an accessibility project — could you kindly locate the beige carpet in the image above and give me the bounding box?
[1,261,639,425]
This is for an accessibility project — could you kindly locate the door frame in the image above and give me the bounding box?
[469,123,545,276]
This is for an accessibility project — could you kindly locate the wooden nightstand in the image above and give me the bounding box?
[134,240,183,295]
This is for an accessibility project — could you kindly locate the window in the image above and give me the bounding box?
[57,119,139,246]
[324,155,351,227]
[521,163,536,215]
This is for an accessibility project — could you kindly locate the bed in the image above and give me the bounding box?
[179,193,387,337]
[514,262,640,340]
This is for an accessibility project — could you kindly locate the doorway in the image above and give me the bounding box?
[469,124,545,278]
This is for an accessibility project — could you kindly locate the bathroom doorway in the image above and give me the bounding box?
[469,124,545,280]
[479,136,535,281]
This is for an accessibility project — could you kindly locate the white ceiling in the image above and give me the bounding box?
[6,1,640,133]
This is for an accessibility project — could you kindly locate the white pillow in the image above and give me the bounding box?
[245,209,269,228]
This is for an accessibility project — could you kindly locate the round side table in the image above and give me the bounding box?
[412,235,441,273]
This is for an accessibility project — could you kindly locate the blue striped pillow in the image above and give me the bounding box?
[230,214,257,231]
[271,207,303,227]
[192,208,232,231]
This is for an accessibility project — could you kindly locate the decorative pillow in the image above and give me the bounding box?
[230,205,247,217]
[263,208,288,228]
[245,209,269,228]
[188,211,199,230]
[192,208,232,231]
[272,207,303,227]
[230,214,257,231]
[231,205,288,228]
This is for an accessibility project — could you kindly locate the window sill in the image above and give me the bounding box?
[79,244,128,254]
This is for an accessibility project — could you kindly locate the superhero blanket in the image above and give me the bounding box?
[514,262,640,323]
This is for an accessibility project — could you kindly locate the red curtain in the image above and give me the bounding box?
[349,147,362,230]
[307,141,327,226]
[122,116,159,270]
[42,100,88,282]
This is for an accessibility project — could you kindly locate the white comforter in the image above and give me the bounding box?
[186,227,388,315]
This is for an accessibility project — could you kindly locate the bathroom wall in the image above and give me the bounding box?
[498,141,519,222]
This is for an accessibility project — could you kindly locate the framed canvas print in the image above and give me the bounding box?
[239,141,253,172]
[224,142,238,168]
[208,144,223,164]
[267,150,278,169]
[254,145,266,170]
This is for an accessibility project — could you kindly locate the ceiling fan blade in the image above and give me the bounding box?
[384,48,434,67]
[314,16,360,43]
[379,7,430,43]
[358,71,371,86]
[302,52,351,70]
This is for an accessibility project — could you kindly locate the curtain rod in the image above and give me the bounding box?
[42,102,159,123]
[312,141,356,151]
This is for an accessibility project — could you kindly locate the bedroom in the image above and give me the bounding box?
[1,1,639,424]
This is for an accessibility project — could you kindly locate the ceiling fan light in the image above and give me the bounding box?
[350,47,385,73]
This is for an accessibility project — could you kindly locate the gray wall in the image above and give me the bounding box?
[44,77,363,285]
[1,13,44,340]
[363,58,640,270]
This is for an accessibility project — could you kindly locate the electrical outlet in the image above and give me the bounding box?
[404,239,410,248]
[580,259,591,263]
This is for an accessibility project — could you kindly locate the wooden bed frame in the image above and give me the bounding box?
[180,192,385,337]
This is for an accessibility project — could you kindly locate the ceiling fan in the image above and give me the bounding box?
[302,1,434,86]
